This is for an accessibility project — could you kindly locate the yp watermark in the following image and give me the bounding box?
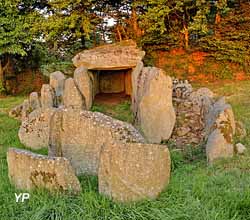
[15,193,30,203]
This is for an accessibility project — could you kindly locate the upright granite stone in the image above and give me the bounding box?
[49,109,145,175]
[19,108,56,149]
[98,142,171,202]
[74,67,93,110]
[41,84,55,109]
[63,78,86,110]
[131,61,144,115]
[7,148,81,194]
[21,99,31,121]
[205,98,235,164]
[29,92,41,110]
[50,71,66,107]
[133,67,176,143]
[72,40,145,70]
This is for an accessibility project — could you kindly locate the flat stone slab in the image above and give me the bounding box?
[98,142,171,202]
[49,109,145,175]
[18,108,56,149]
[7,148,81,194]
[72,40,145,70]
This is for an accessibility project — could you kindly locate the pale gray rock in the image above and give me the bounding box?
[205,98,235,164]
[133,67,176,143]
[72,40,145,70]
[63,78,86,110]
[18,108,56,149]
[49,109,145,175]
[74,67,93,110]
[235,143,246,155]
[98,142,171,202]
[29,92,41,110]
[7,148,81,194]
[41,84,55,109]
[50,71,66,107]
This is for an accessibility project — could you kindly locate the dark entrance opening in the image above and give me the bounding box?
[92,69,132,105]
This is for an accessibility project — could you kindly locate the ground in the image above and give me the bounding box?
[0,81,250,220]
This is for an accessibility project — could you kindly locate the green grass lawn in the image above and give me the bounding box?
[1,81,250,220]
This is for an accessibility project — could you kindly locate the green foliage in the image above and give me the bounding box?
[0,0,38,57]
[91,101,133,123]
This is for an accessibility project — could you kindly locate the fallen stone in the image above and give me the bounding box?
[98,142,171,202]
[19,108,56,149]
[41,84,55,109]
[63,78,86,110]
[235,143,246,155]
[7,148,81,194]
[72,40,145,70]
[50,71,66,107]
[49,109,145,175]
[74,67,93,110]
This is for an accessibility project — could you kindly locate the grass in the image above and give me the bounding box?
[0,81,250,220]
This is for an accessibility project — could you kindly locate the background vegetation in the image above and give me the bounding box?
[0,0,250,94]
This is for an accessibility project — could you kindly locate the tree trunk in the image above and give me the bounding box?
[0,57,10,93]
[116,26,122,42]
[0,61,4,91]
[184,24,189,49]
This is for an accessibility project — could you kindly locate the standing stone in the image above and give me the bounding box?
[50,71,66,107]
[21,99,31,121]
[63,78,86,110]
[18,108,56,149]
[135,67,176,143]
[49,109,145,175]
[205,98,235,164]
[98,142,171,202]
[131,61,144,115]
[74,67,93,110]
[41,84,55,109]
[7,148,81,194]
[29,92,41,110]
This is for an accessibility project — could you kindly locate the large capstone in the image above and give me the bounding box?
[7,148,81,194]
[49,109,145,175]
[98,142,171,202]
[72,40,145,70]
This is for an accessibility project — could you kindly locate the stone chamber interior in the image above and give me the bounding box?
[91,69,132,105]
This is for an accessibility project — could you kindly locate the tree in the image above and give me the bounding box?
[0,0,38,93]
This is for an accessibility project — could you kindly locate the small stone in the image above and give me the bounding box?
[235,143,246,155]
